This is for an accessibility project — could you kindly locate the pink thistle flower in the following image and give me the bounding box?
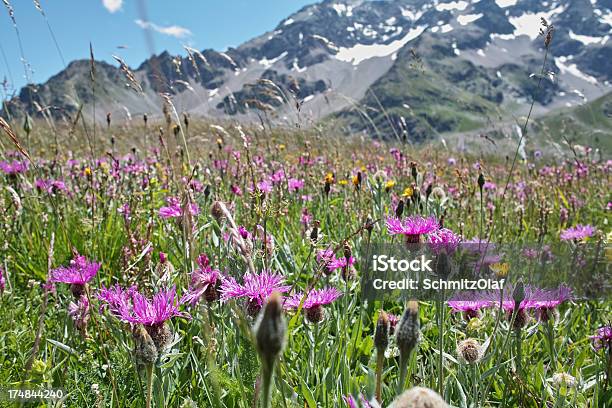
[237,225,252,240]
[219,271,290,316]
[49,256,100,298]
[387,313,400,334]
[284,287,342,323]
[317,249,335,264]
[486,284,572,326]
[158,196,200,219]
[98,284,137,315]
[448,292,491,319]
[0,160,28,175]
[231,184,243,196]
[560,224,596,241]
[288,178,305,191]
[182,254,221,305]
[386,215,439,243]
[428,228,461,253]
[327,255,355,272]
[317,249,355,274]
[35,179,68,195]
[256,180,273,194]
[300,208,312,227]
[343,394,375,408]
[590,326,612,351]
[98,285,188,326]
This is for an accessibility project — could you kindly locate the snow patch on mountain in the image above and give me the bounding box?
[555,56,598,84]
[401,7,424,21]
[335,25,427,65]
[568,30,609,45]
[441,23,454,33]
[457,13,483,25]
[509,5,566,40]
[259,51,288,68]
[435,1,469,12]
[495,0,518,8]
[331,3,354,17]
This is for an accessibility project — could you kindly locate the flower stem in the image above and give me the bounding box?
[261,361,274,408]
[515,327,523,379]
[437,296,445,395]
[397,353,409,394]
[375,351,384,403]
[146,364,154,408]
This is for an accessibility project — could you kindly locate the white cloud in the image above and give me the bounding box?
[102,0,123,13]
[135,19,192,39]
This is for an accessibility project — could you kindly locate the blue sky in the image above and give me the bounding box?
[0,0,315,95]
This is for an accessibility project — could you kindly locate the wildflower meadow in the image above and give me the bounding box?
[0,119,610,407]
[0,0,611,407]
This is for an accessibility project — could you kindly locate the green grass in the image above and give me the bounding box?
[0,121,610,407]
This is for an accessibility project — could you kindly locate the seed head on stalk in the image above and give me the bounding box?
[396,300,420,393]
[253,292,286,408]
[374,311,390,403]
[389,386,447,408]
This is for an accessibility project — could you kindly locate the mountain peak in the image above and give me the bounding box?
[2,0,610,141]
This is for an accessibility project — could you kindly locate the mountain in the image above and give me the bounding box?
[2,0,611,141]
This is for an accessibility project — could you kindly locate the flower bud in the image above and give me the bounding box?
[146,322,173,353]
[396,301,420,357]
[133,324,158,365]
[411,162,418,182]
[512,282,525,310]
[254,292,286,367]
[395,199,404,218]
[374,312,390,352]
[478,173,485,191]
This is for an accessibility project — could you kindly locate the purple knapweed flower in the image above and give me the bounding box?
[231,184,243,196]
[343,394,376,408]
[98,285,188,353]
[428,227,461,254]
[560,224,596,241]
[49,256,100,298]
[219,271,290,316]
[590,326,612,351]
[158,196,200,219]
[255,180,273,194]
[488,284,572,326]
[182,254,221,305]
[35,179,68,195]
[386,215,439,243]
[98,285,187,326]
[448,291,492,319]
[284,287,342,323]
[0,160,28,175]
[288,178,305,191]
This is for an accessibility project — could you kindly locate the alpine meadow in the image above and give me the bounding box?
[0,0,611,407]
